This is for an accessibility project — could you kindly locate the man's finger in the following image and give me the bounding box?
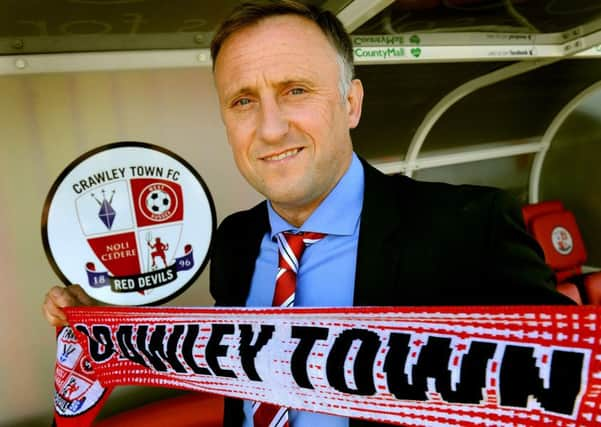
[43,292,68,327]
[43,285,95,328]
[48,286,79,308]
[44,311,69,328]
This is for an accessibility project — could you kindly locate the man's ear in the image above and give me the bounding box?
[347,79,364,129]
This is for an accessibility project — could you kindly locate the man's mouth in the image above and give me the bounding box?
[262,147,303,161]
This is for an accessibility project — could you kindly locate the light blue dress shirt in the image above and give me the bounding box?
[242,153,365,427]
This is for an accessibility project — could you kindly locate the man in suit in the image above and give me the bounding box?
[207,2,570,426]
[44,1,570,426]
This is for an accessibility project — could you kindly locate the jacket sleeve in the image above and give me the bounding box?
[483,189,573,305]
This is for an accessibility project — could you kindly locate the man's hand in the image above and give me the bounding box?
[43,285,95,327]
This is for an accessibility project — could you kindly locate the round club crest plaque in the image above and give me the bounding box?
[42,142,215,306]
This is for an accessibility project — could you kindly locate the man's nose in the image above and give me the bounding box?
[257,97,288,143]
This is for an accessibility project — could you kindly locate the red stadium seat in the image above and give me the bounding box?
[522,200,565,231]
[522,201,601,305]
[585,273,601,305]
[556,282,583,305]
[95,392,224,427]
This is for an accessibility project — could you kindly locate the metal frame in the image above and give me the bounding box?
[336,0,395,33]
[352,26,601,64]
[400,59,556,178]
[2,41,599,76]
[528,80,601,203]
[0,48,211,74]
[372,138,544,175]
[0,32,214,55]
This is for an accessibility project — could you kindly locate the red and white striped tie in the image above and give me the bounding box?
[253,231,326,427]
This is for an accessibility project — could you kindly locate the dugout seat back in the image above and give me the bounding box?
[522,200,601,305]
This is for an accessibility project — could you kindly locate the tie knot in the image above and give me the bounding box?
[283,230,326,243]
[272,231,326,307]
[277,231,326,271]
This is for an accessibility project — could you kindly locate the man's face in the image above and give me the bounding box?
[214,15,363,224]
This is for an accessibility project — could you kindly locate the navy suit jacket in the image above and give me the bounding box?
[210,159,570,427]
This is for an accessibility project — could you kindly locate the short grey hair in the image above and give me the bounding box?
[211,0,354,99]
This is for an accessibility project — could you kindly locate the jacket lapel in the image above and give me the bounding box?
[354,160,407,306]
[226,202,270,307]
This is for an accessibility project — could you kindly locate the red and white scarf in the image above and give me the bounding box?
[54,305,601,426]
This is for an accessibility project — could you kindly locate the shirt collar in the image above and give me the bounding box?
[267,152,364,238]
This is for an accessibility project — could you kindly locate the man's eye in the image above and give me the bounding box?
[235,98,251,107]
[290,88,305,95]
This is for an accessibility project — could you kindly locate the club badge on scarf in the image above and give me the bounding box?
[55,305,601,426]
[54,326,112,426]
